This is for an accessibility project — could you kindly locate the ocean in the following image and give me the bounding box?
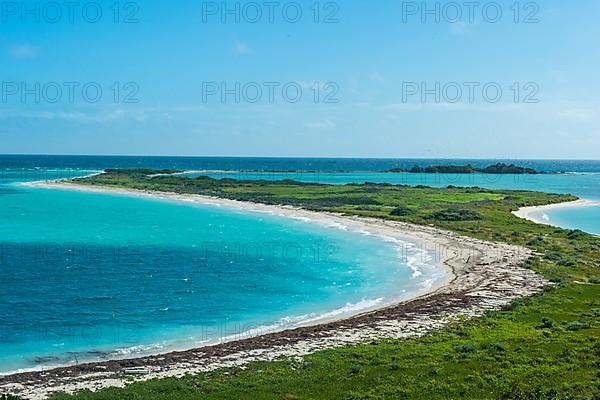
[0,155,598,373]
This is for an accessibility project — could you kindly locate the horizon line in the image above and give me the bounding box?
[1,154,599,162]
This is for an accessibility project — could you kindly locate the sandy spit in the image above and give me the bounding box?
[1,182,549,399]
[512,199,600,226]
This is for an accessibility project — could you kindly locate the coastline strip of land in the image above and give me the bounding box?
[1,181,549,399]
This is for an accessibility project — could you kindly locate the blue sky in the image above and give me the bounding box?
[1,0,599,158]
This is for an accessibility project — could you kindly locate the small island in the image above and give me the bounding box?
[386,163,541,174]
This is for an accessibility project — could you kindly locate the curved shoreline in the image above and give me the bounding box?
[12,181,453,365]
[1,182,547,399]
[512,199,600,226]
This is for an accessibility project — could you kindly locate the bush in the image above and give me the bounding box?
[503,385,560,399]
[567,229,587,240]
[541,317,556,329]
[589,276,600,284]
[390,206,413,216]
[455,343,477,354]
[489,342,506,352]
[427,208,483,222]
[355,205,379,211]
[301,360,319,370]
[503,298,526,311]
[527,236,546,247]
[309,196,381,207]
[566,321,589,331]
[582,309,600,318]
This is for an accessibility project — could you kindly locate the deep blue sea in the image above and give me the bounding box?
[2,155,600,175]
[1,155,598,373]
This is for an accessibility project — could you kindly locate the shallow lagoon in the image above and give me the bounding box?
[0,179,440,373]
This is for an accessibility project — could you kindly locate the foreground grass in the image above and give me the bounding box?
[49,170,600,399]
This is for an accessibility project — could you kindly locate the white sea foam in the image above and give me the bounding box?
[284,214,312,223]
[325,221,349,230]
[112,342,168,356]
[216,298,386,344]
[420,278,435,289]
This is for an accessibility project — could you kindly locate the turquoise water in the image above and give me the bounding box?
[0,173,441,373]
[528,205,600,235]
[1,156,599,373]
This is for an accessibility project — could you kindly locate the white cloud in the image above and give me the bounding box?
[449,21,471,35]
[0,104,221,124]
[10,44,39,59]
[0,108,149,123]
[234,41,251,54]
[558,108,597,121]
[31,111,87,121]
[305,119,336,129]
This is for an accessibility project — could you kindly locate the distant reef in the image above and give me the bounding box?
[386,163,542,174]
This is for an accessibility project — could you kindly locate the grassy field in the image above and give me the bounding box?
[43,170,600,399]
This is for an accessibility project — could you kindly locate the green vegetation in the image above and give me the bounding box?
[426,208,483,221]
[387,163,541,174]
[1,395,22,400]
[45,169,600,399]
[389,205,413,216]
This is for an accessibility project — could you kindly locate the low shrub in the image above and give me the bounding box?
[455,343,477,354]
[582,309,600,318]
[489,342,506,352]
[567,229,587,240]
[541,317,556,329]
[355,205,379,211]
[390,206,413,216]
[503,298,527,311]
[350,365,362,375]
[427,208,483,221]
[527,236,546,247]
[566,321,589,331]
